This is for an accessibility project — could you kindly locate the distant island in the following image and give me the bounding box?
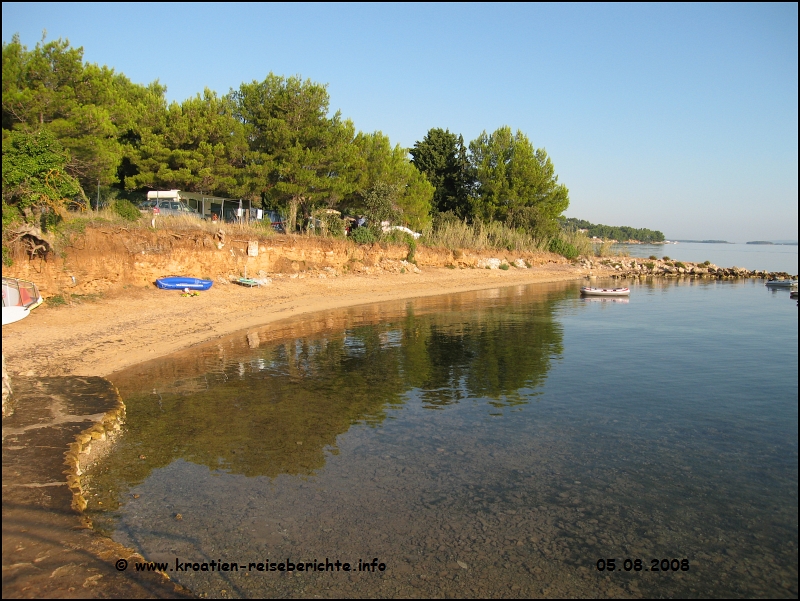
[562,218,664,243]
[747,241,773,245]
[676,240,731,244]
[746,241,798,245]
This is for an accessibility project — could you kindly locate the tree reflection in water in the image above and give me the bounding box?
[93,284,567,504]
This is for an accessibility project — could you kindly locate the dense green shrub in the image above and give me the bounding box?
[507,206,559,240]
[350,227,377,244]
[406,236,417,264]
[113,199,141,221]
[313,210,346,237]
[549,237,579,260]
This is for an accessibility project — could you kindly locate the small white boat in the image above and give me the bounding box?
[765,279,798,288]
[580,286,630,297]
[2,306,30,325]
[2,277,43,325]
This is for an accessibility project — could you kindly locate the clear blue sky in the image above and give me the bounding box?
[3,2,797,241]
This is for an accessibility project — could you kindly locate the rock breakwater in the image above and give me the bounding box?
[579,257,796,281]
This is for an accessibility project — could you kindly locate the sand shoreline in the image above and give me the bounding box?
[2,265,584,380]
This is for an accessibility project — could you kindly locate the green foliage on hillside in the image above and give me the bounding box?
[2,128,83,218]
[561,217,664,243]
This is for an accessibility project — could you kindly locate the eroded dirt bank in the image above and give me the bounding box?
[3,226,564,299]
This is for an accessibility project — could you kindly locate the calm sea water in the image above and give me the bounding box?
[612,242,798,275]
[87,279,798,598]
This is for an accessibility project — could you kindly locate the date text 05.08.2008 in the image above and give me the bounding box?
[596,558,690,572]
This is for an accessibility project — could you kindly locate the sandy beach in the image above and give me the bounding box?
[2,264,584,379]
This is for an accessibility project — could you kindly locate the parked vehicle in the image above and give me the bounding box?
[146,200,202,218]
[265,210,286,233]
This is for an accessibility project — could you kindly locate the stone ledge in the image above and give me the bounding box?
[2,376,193,599]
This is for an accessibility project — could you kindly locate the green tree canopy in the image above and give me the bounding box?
[124,90,245,196]
[233,74,359,230]
[351,131,433,229]
[561,217,665,243]
[2,33,170,193]
[469,126,569,224]
[2,128,83,218]
[3,34,574,241]
[410,128,473,219]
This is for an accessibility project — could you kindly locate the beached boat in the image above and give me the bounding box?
[156,277,213,291]
[2,306,31,325]
[580,286,630,297]
[765,279,798,288]
[2,277,43,325]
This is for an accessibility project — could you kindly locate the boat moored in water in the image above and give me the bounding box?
[580,287,630,297]
[765,279,798,288]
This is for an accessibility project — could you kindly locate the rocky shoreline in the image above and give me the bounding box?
[579,257,797,281]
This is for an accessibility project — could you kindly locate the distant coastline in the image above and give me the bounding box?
[746,241,798,246]
[675,240,731,244]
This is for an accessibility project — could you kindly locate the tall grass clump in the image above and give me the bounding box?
[556,227,592,257]
[52,208,281,241]
[595,240,615,257]
[419,215,596,259]
[593,240,629,258]
[421,219,539,252]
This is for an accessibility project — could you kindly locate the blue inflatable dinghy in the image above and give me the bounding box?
[156,277,213,291]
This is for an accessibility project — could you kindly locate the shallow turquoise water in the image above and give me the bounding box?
[89,279,798,598]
